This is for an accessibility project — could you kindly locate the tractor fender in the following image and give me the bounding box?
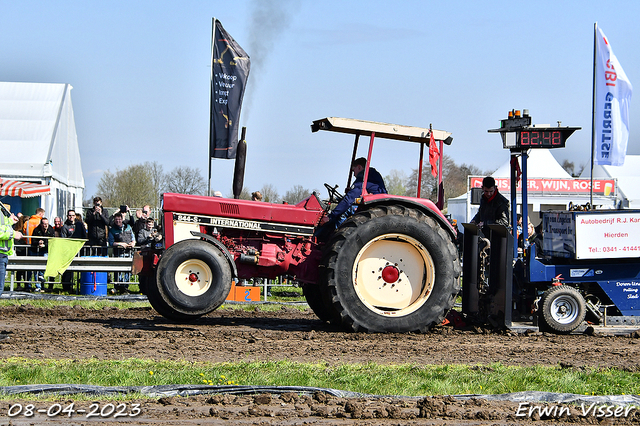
[360,197,457,241]
[189,231,238,279]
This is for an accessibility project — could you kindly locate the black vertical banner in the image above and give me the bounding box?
[210,19,250,159]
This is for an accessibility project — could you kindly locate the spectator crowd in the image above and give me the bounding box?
[8,197,162,294]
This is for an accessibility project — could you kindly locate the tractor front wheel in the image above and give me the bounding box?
[149,239,233,321]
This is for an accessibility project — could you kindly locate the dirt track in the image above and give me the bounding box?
[1,302,639,425]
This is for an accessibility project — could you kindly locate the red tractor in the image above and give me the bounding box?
[138,117,461,333]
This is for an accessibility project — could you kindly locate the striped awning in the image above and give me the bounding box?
[0,179,50,198]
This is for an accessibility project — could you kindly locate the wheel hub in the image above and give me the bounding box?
[551,296,579,323]
[381,265,399,283]
[353,234,435,317]
[174,259,212,297]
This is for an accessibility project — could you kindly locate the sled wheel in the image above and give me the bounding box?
[150,239,232,321]
[321,205,460,333]
[540,286,586,333]
[303,284,336,323]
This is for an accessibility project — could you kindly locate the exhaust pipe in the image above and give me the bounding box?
[233,127,247,199]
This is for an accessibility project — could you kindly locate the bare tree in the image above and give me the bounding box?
[96,165,155,207]
[145,161,165,208]
[259,183,279,203]
[96,170,118,206]
[385,170,409,196]
[95,162,208,208]
[117,164,156,207]
[165,166,206,195]
[282,184,311,204]
[406,155,486,208]
[447,162,486,198]
[406,157,443,200]
[227,187,252,200]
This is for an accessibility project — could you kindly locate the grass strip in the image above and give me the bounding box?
[0,358,637,399]
[0,299,308,312]
[0,299,151,311]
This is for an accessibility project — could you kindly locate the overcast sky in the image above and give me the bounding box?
[1,0,638,201]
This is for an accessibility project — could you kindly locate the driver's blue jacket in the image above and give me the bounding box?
[327,167,387,223]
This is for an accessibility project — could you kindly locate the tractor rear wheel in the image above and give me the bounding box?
[303,284,336,323]
[540,285,586,333]
[149,239,233,321]
[321,206,460,333]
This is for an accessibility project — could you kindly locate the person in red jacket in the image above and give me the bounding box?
[470,176,510,229]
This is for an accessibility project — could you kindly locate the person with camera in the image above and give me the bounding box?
[137,217,162,249]
[85,197,109,256]
[108,204,136,229]
[133,205,151,237]
[108,212,136,294]
[136,217,161,295]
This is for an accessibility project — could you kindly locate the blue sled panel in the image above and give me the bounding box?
[527,247,640,316]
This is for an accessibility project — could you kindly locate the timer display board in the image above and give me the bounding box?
[489,124,580,150]
[518,129,573,148]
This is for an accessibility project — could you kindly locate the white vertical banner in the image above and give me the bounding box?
[594,25,633,166]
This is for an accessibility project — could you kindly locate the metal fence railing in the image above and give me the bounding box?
[5,244,304,301]
[6,244,133,293]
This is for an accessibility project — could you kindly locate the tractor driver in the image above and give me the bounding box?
[320,157,387,229]
[470,176,510,229]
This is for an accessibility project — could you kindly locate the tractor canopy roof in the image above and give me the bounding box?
[311,117,452,145]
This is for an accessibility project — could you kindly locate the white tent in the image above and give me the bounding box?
[581,155,640,209]
[0,81,84,219]
[492,149,571,179]
[447,149,618,226]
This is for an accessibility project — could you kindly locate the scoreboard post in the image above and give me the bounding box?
[487,109,581,257]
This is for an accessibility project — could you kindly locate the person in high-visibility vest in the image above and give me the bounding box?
[0,209,22,296]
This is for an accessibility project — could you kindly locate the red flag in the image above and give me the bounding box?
[510,156,522,184]
[428,130,439,178]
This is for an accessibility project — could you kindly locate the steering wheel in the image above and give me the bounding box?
[324,183,344,205]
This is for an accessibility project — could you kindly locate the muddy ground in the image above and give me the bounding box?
[0,302,639,425]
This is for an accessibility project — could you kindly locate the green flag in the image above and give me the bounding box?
[44,238,86,278]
